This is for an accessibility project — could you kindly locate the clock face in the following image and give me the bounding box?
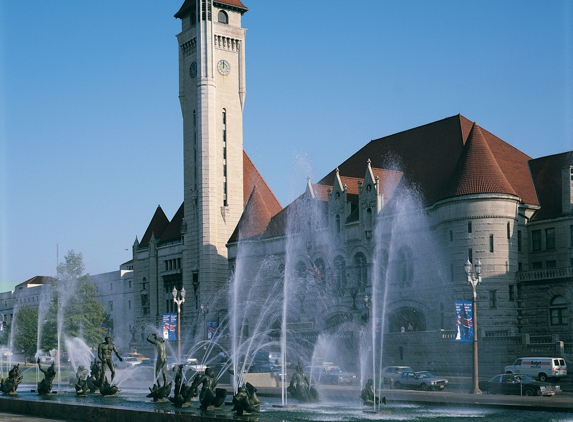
[217,59,230,76]
[189,62,197,78]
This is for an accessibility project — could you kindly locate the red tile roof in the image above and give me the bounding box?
[228,151,283,242]
[529,151,573,221]
[319,115,537,208]
[439,123,517,200]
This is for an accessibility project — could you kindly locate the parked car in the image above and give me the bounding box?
[248,363,281,373]
[504,357,567,382]
[479,373,561,396]
[393,370,448,391]
[304,365,357,385]
[381,366,413,383]
[120,356,142,368]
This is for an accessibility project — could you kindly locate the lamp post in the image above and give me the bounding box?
[364,295,371,324]
[172,286,186,364]
[200,304,208,359]
[464,258,482,395]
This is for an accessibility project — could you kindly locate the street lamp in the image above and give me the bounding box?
[464,258,482,395]
[172,286,186,364]
[200,304,208,360]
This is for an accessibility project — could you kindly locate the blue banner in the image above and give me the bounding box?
[206,320,218,340]
[162,313,178,341]
[455,301,473,342]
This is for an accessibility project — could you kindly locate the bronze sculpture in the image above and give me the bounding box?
[97,335,123,381]
[287,363,319,402]
[189,367,227,409]
[0,364,23,395]
[361,378,386,406]
[232,382,261,415]
[37,358,56,394]
[169,364,197,408]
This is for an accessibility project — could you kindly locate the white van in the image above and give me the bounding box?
[504,357,567,381]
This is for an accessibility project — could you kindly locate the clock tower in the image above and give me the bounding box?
[175,0,248,315]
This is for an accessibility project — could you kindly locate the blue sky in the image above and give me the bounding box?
[1,1,572,287]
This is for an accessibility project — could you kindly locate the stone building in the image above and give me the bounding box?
[130,0,572,374]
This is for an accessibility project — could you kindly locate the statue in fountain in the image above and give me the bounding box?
[87,359,102,392]
[169,364,196,408]
[37,358,56,395]
[0,364,23,395]
[361,379,386,406]
[287,363,319,403]
[73,365,90,396]
[147,333,168,384]
[97,335,123,381]
[189,367,227,409]
[232,382,261,415]
[146,333,172,401]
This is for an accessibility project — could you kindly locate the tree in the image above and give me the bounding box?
[41,250,108,351]
[12,305,39,358]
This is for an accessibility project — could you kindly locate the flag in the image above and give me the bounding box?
[306,254,322,282]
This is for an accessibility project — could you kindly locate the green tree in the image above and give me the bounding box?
[41,250,108,351]
[12,305,39,357]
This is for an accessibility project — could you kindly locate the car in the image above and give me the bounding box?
[121,356,142,368]
[248,363,281,373]
[381,366,413,382]
[393,371,448,391]
[304,365,357,385]
[479,373,561,396]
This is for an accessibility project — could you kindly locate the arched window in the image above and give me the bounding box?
[295,261,307,280]
[550,296,568,326]
[354,253,368,290]
[333,255,347,296]
[218,10,228,24]
[397,246,414,288]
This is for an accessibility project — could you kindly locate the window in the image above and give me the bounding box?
[468,248,473,264]
[517,230,522,252]
[532,262,542,270]
[531,230,541,251]
[507,222,511,239]
[109,301,113,312]
[128,280,132,289]
[222,109,228,207]
[546,260,557,269]
[218,10,228,24]
[335,215,341,233]
[128,300,131,310]
[397,246,414,288]
[354,253,368,290]
[489,234,494,253]
[546,228,556,250]
[449,230,453,242]
[468,221,472,233]
[333,256,347,294]
[508,285,515,301]
[489,290,497,309]
[550,296,568,326]
[141,294,149,315]
[110,283,113,291]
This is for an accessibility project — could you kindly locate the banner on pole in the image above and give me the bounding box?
[162,313,178,341]
[454,301,473,342]
[206,320,218,340]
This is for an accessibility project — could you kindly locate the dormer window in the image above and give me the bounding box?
[218,10,228,24]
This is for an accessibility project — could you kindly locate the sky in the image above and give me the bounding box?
[0,1,572,287]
